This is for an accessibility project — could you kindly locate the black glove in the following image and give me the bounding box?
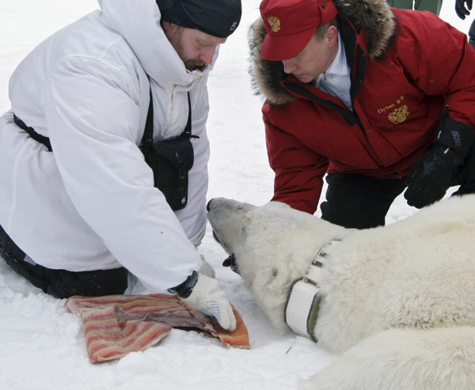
[404,113,474,209]
[456,0,472,19]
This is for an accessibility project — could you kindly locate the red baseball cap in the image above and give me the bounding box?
[260,0,338,61]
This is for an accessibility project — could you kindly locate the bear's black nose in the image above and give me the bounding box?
[206,198,214,212]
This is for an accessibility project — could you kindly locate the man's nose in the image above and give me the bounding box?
[200,47,216,65]
[282,59,296,74]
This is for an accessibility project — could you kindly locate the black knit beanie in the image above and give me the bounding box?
[156,0,242,38]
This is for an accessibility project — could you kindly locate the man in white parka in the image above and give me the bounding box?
[0,0,241,331]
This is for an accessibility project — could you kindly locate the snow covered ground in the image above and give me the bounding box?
[0,1,472,389]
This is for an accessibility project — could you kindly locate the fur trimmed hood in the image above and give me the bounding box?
[249,0,395,105]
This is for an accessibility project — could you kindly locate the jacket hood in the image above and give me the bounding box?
[99,0,216,89]
[249,0,395,105]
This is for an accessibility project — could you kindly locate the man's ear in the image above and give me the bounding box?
[326,25,338,48]
[162,21,172,31]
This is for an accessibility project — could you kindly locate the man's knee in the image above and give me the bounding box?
[0,225,128,298]
[46,267,129,299]
[320,199,386,229]
[321,173,405,229]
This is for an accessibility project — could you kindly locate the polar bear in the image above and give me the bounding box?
[207,196,475,390]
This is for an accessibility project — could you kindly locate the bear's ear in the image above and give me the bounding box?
[243,210,255,226]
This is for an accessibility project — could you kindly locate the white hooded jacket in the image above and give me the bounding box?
[0,0,214,291]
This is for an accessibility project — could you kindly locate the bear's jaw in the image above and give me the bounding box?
[222,253,240,274]
[212,230,233,254]
[235,245,330,336]
[242,238,340,339]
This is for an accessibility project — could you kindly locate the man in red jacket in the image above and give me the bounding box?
[250,0,475,229]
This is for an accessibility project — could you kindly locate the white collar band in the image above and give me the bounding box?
[284,253,326,342]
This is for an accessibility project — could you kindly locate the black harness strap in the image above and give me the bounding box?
[139,90,196,211]
[141,90,193,145]
[13,114,52,152]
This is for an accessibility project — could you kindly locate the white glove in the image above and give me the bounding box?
[175,272,236,331]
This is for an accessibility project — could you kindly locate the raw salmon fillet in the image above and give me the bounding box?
[66,294,250,363]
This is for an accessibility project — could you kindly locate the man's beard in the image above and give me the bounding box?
[169,29,204,71]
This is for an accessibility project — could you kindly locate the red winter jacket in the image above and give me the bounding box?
[250,1,475,214]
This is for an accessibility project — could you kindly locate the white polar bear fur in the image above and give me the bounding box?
[207,196,475,390]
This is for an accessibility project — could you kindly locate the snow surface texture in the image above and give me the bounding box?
[0,1,472,389]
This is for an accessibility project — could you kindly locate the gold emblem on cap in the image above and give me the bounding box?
[267,16,281,33]
[388,105,409,124]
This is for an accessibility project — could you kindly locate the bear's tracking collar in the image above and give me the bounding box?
[284,249,327,342]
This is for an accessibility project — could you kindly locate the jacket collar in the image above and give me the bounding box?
[250,0,395,105]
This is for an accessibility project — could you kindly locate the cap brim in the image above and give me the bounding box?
[261,27,316,62]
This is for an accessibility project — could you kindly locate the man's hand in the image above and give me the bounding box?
[404,113,474,209]
[404,145,458,208]
[171,272,236,331]
[456,0,472,19]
